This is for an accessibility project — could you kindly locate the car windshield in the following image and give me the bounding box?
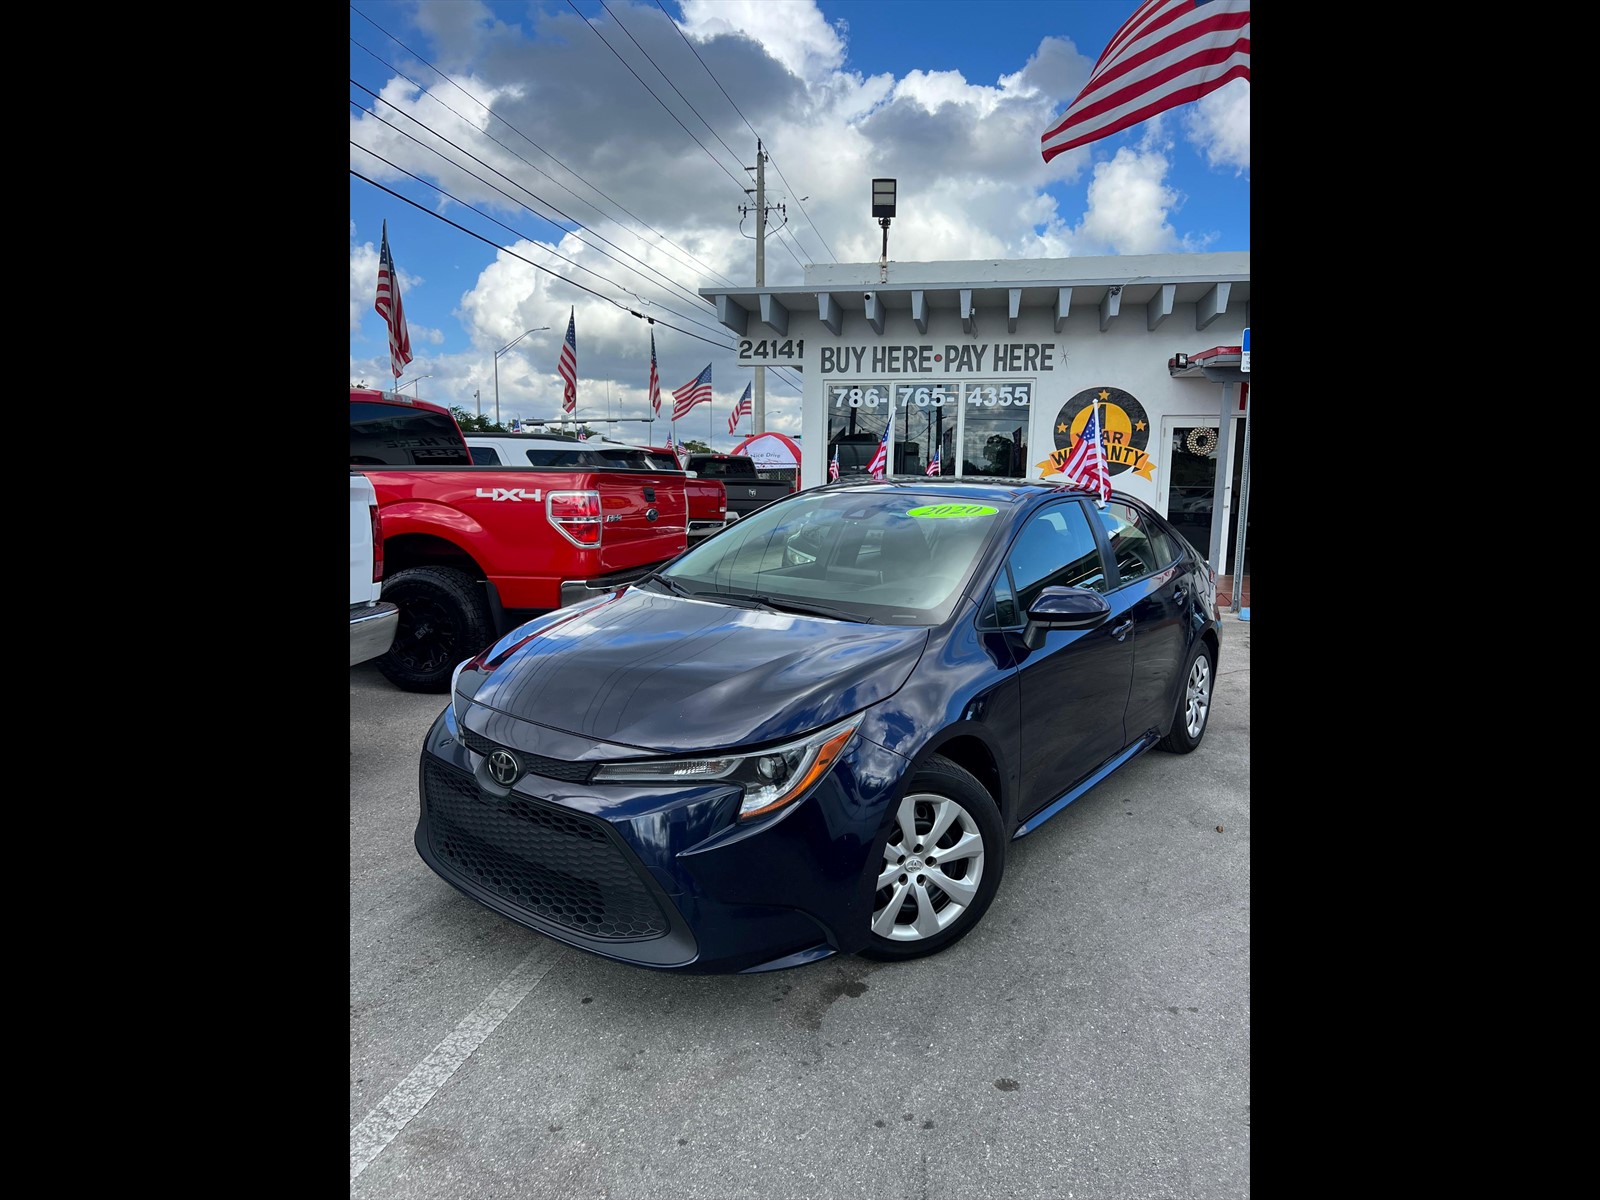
[655,489,1004,625]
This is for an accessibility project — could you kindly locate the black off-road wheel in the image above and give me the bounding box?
[860,755,1006,962]
[375,566,493,693]
[1158,641,1215,754]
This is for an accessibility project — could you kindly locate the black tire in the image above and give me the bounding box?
[375,566,493,694]
[1158,640,1215,754]
[860,754,1005,962]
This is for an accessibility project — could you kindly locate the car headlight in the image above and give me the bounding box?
[591,718,858,820]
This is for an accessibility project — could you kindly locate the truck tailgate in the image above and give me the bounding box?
[591,472,688,572]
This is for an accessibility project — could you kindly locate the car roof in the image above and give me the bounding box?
[811,476,1137,507]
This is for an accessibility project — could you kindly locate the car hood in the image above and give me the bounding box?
[461,587,930,754]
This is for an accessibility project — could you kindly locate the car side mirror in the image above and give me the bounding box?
[1021,586,1111,650]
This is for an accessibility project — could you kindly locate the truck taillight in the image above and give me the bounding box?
[548,490,602,547]
[369,502,384,582]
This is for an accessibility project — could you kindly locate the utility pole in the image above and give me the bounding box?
[742,140,784,436]
[474,388,481,419]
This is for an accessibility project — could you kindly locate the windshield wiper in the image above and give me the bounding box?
[743,595,873,623]
[648,576,699,599]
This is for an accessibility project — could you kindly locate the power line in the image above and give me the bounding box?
[652,0,837,264]
[351,171,804,395]
[349,14,740,289]
[349,84,721,321]
[352,170,731,349]
[564,0,751,196]
[350,145,731,345]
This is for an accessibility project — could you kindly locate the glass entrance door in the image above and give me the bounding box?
[1158,416,1249,578]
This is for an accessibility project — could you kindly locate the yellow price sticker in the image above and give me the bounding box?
[906,504,999,519]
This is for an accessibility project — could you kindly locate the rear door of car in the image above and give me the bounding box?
[1090,501,1191,740]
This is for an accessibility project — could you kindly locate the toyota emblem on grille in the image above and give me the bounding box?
[487,749,522,785]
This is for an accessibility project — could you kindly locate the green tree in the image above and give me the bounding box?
[451,407,506,433]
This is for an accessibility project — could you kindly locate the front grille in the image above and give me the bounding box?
[423,760,669,940]
[458,728,594,783]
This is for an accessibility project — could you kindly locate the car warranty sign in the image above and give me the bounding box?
[1241,326,1250,374]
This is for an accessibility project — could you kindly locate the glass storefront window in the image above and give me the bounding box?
[828,380,1032,479]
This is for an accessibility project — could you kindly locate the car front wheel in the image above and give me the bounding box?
[860,755,1005,962]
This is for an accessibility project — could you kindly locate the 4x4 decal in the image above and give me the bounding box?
[475,487,543,502]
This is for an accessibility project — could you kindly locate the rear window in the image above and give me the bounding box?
[694,458,754,479]
[351,402,470,466]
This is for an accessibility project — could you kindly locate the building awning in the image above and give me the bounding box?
[1169,345,1246,383]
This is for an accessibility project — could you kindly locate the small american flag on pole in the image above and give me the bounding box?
[866,429,889,480]
[1060,399,1111,504]
[1040,0,1250,163]
[728,383,752,435]
[558,309,577,414]
[672,364,712,421]
[926,449,942,476]
[374,221,412,380]
[829,445,840,482]
[648,331,661,418]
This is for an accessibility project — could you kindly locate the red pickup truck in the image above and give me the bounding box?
[467,433,729,543]
[351,390,690,692]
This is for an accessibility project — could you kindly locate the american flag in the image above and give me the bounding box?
[866,429,889,480]
[728,383,752,435]
[558,309,577,414]
[374,221,413,380]
[926,450,941,476]
[648,331,661,418]
[577,429,588,441]
[829,445,840,482]
[1060,399,1111,503]
[672,364,712,421]
[1040,0,1250,162]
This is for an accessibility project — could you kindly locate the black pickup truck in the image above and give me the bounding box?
[683,453,793,520]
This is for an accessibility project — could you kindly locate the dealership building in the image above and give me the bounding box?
[701,250,1251,607]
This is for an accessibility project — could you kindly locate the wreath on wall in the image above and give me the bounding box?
[1185,426,1219,457]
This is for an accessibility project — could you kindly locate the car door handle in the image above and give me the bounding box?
[1173,587,1187,605]
[1111,619,1134,641]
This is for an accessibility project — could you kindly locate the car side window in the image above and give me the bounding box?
[1004,502,1107,615]
[469,446,501,465]
[1094,502,1168,585]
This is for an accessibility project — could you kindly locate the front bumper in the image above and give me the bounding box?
[414,703,908,973]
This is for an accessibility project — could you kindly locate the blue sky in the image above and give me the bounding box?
[349,0,1250,446]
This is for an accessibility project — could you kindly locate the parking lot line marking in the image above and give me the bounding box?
[350,949,558,1183]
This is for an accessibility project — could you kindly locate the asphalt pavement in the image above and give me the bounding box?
[350,614,1250,1199]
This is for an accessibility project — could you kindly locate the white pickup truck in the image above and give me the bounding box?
[350,470,399,666]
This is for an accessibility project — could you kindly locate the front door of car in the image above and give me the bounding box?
[996,500,1137,818]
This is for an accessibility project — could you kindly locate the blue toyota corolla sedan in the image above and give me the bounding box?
[415,478,1221,974]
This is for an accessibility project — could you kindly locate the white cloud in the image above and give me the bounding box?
[350,1,1247,425]
[679,0,846,84]
[1183,78,1250,174]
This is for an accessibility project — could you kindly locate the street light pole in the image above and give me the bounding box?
[397,373,433,397]
[494,327,551,427]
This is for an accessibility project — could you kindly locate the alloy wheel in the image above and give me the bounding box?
[872,791,987,941]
